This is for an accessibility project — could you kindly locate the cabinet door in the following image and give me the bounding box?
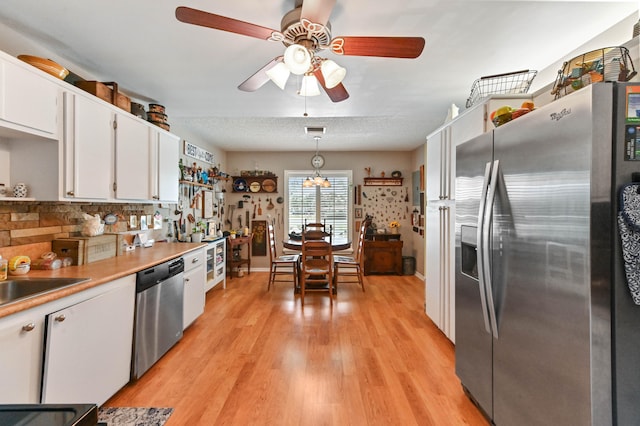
[154,130,179,203]
[183,265,205,329]
[63,92,113,200]
[0,59,58,136]
[41,275,135,406]
[425,203,455,342]
[426,127,453,202]
[114,112,151,200]
[0,307,46,403]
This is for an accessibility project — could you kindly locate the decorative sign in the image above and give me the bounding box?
[184,140,215,164]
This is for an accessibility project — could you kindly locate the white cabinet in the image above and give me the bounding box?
[425,127,456,342]
[62,91,113,200]
[151,129,179,203]
[41,275,135,406]
[0,305,48,403]
[115,112,152,201]
[0,57,59,137]
[183,247,205,329]
[206,238,226,291]
[0,48,181,203]
[114,114,180,203]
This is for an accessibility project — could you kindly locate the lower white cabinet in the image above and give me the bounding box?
[41,275,135,406]
[183,248,206,329]
[0,305,48,403]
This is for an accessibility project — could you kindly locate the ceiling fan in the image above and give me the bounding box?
[175,0,425,102]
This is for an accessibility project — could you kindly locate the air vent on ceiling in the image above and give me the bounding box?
[305,126,326,136]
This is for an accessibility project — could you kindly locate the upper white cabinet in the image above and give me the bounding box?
[0,57,59,138]
[114,113,179,203]
[63,91,113,200]
[153,129,179,203]
[114,112,152,201]
[0,49,181,203]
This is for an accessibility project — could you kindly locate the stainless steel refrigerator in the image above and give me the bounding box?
[455,82,640,425]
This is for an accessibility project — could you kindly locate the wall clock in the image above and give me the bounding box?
[311,154,325,169]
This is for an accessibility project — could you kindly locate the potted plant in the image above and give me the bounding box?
[192,220,206,243]
[389,221,400,234]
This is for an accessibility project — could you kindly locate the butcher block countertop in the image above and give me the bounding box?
[0,242,206,319]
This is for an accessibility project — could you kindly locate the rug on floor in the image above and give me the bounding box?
[98,407,173,426]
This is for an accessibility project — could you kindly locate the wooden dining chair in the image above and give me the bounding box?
[300,234,333,305]
[267,223,299,291]
[333,220,367,292]
[303,219,332,244]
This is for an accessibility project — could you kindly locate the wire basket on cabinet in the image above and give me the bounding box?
[551,46,636,99]
[465,69,538,108]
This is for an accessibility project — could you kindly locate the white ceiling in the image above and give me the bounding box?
[0,1,637,152]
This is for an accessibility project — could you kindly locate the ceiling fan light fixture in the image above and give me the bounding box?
[284,44,312,75]
[265,62,290,90]
[320,59,346,88]
[299,74,321,97]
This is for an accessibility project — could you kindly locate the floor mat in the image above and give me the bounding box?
[98,407,173,426]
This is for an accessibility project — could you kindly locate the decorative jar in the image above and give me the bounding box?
[13,183,27,198]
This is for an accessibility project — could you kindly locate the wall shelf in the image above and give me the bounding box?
[363,177,404,186]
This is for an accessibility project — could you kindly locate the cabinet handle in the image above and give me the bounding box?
[55,314,66,322]
[66,191,75,197]
[192,258,199,263]
[22,323,35,332]
[185,278,190,282]
[153,195,159,200]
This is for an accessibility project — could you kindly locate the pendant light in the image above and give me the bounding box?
[303,136,330,188]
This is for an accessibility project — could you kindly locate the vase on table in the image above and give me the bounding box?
[390,227,399,234]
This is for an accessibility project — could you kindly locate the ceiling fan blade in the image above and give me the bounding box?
[330,36,425,58]
[300,0,336,26]
[313,68,349,103]
[238,57,283,92]
[176,6,279,41]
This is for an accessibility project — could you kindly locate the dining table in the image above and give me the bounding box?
[282,237,351,252]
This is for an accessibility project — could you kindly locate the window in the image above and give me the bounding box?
[285,170,352,239]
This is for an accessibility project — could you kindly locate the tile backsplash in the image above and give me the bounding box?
[0,202,169,261]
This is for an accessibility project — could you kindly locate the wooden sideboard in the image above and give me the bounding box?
[363,239,403,275]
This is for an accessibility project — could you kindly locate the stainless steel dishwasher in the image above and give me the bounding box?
[132,257,184,380]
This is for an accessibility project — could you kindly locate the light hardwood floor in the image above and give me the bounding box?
[105,272,488,425]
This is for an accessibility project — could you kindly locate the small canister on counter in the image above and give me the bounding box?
[31,258,62,270]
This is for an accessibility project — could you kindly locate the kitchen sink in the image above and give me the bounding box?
[0,277,90,307]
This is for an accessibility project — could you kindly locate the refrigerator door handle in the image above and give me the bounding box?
[482,159,500,339]
[476,161,493,334]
